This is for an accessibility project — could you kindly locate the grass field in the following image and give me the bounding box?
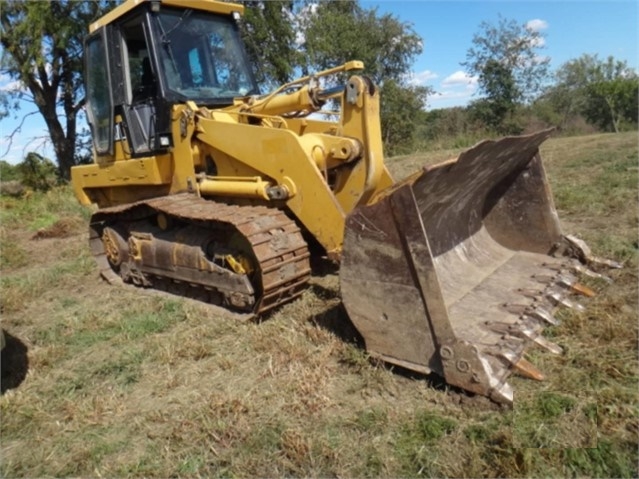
[1,131,637,477]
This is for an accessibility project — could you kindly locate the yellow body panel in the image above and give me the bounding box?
[74,72,394,254]
[71,0,616,406]
[89,0,243,33]
[72,155,172,205]
[196,117,348,254]
[75,0,394,255]
[332,76,394,212]
[73,104,201,206]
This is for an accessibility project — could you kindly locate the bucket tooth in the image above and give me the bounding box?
[515,321,563,355]
[532,273,556,285]
[553,273,596,297]
[532,272,595,297]
[517,288,543,300]
[569,282,596,298]
[547,288,586,312]
[554,272,578,287]
[486,321,563,355]
[531,334,563,355]
[572,263,613,283]
[490,381,514,405]
[501,351,545,381]
[526,305,560,326]
[513,357,545,381]
[564,235,623,270]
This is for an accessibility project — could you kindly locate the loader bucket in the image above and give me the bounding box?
[340,129,601,404]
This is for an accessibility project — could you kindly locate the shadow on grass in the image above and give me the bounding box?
[307,292,363,346]
[309,256,340,278]
[307,290,496,407]
[1,329,29,393]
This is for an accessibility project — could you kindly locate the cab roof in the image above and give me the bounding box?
[89,0,244,33]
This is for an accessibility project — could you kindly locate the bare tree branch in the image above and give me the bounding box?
[0,110,40,159]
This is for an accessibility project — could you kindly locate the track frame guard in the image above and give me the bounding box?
[340,129,613,404]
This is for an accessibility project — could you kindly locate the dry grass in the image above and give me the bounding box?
[1,132,637,477]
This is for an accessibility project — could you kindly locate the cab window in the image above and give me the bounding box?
[85,32,113,154]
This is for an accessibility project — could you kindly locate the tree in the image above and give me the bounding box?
[0,1,115,180]
[463,16,550,132]
[379,80,430,155]
[0,91,8,120]
[0,159,20,182]
[472,59,520,131]
[542,54,638,133]
[585,75,638,133]
[299,1,428,153]
[300,1,422,85]
[17,152,57,191]
[238,1,301,88]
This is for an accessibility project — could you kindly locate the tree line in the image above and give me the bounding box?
[1,0,637,181]
[421,50,638,151]
[453,16,637,142]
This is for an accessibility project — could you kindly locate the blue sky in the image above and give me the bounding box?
[1,0,637,165]
[365,0,638,108]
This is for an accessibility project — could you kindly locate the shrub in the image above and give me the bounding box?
[16,153,58,192]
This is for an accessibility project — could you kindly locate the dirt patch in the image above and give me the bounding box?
[31,217,83,240]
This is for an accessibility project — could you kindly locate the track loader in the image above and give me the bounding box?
[72,0,619,404]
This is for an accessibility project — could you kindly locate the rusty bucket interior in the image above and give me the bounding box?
[340,129,596,403]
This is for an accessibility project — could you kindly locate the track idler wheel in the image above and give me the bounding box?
[102,227,129,267]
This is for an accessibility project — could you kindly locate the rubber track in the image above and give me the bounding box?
[89,193,312,314]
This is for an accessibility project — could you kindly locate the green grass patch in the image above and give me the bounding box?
[0,253,95,312]
[0,238,29,269]
[92,350,145,386]
[563,440,638,478]
[1,132,637,478]
[119,300,186,340]
[28,211,59,231]
[536,391,577,418]
[0,185,91,230]
[394,411,457,476]
[464,423,493,443]
[353,407,388,433]
[32,298,188,352]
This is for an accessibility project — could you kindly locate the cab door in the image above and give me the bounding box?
[119,16,159,156]
[85,28,114,158]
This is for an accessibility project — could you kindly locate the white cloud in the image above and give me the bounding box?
[442,71,478,88]
[0,73,23,94]
[423,70,480,109]
[430,90,474,102]
[533,37,546,48]
[526,19,549,32]
[525,19,549,47]
[407,69,438,86]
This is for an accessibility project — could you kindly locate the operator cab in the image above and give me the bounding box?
[84,0,258,158]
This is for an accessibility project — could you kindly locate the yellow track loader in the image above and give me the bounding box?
[72,0,619,404]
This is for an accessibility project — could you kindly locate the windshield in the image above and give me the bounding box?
[155,9,258,102]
